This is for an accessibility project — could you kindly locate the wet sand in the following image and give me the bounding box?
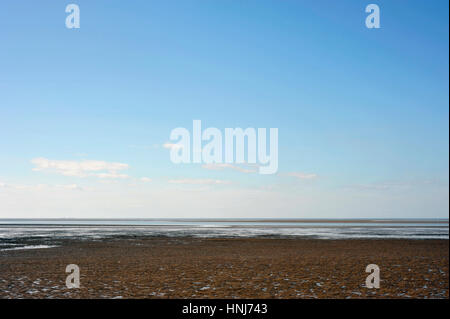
[0,238,448,299]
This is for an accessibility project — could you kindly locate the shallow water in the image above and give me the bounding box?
[0,219,448,251]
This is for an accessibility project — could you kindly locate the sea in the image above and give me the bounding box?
[0,218,448,251]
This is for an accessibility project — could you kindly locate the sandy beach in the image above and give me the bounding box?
[0,237,448,299]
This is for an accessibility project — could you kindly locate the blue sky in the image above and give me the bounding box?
[0,0,448,218]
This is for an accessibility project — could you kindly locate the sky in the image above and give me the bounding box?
[0,0,448,218]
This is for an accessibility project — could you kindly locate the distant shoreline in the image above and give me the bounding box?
[1,219,448,243]
[0,224,448,228]
[0,218,448,224]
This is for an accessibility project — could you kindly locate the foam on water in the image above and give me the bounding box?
[1,245,59,251]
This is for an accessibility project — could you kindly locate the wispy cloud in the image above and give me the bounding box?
[0,181,83,191]
[284,172,318,180]
[58,184,83,190]
[31,158,129,179]
[128,144,159,150]
[163,143,183,150]
[202,163,257,174]
[168,178,231,185]
[343,179,447,192]
[95,172,129,179]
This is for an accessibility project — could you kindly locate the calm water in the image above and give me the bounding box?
[0,219,448,251]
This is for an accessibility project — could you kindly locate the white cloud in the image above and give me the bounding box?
[202,163,257,174]
[31,158,129,179]
[168,178,231,185]
[140,177,152,183]
[285,172,318,179]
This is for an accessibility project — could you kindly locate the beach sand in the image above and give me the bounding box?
[0,238,448,299]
